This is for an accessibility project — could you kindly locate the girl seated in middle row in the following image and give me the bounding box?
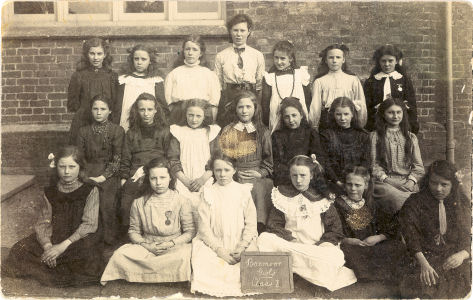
[318,96,370,195]
[119,93,171,239]
[257,155,357,292]
[218,90,273,232]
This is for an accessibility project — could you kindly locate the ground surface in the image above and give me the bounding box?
[1,183,400,299]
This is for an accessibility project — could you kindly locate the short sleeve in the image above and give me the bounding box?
[169,124,183,141]
[298,67,311,86]
[263,72,275,87]
[208,124,221,142]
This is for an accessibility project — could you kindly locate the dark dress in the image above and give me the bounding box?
[398,189,471,298]
[363,73,419,134]
[271,123,325,188]
[335,195,405,282]
[218,123,273,224]
[77,121,125,245]
[319,126,370,194]
[119,123,170,228]
[2,183,103,287]
[67,67,118,143]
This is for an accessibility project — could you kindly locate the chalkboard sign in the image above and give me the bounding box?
[240,252,294,293]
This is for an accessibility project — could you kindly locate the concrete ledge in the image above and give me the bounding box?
[1,123,69,133]
[1,175,35,202]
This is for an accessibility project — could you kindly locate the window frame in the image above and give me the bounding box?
[2,0,225,26]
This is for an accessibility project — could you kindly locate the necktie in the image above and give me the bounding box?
[439,199,447,235]
[383,76,392,100]
[235,47,244,69]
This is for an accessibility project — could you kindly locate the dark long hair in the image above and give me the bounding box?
[140,157,176,198]
[128,93,168,130]
[314,44,355,80]
[121,44,162,78]
[369,44,407,77]
[268,40,298,73]
[172,35,209,68]
[279,97,309,129]
[288,154,328,196]
[375,98,413,169]
[418,160,469,216]
[77,37,113,71]
[49,145,88,185]
[327,97,363,130]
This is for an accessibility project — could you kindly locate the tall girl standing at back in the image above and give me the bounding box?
[371,98,424,215]
[308,44,367,131]
[215,13,265,127]
[114,44,167,132]
[261,40,311,134]
[165,35,221,124]
[68,38,118,143]
[364,45,419,134]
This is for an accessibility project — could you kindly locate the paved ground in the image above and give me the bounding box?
[1,183,400,299]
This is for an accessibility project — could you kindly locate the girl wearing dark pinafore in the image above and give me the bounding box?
[2,146,103,287]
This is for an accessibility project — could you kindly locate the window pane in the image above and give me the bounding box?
[68,1,111,14]
[124,1,164,13]
[13,1,54,14]
[177,1,218,13]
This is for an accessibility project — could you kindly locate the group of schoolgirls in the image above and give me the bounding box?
[2,13,470,299]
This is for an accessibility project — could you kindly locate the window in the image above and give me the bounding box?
[3,0,225,26]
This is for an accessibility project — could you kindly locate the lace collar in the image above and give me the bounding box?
[234,121,256,133]
[57,179,83,193]
[374,70,403,81]
[341,195,365,210]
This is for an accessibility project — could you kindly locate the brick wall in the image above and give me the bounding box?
[2,1,472,188]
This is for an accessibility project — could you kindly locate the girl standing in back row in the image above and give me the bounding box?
[114,44,167,132]
[261,40,311,134]
[68,38,118,143]
[308,44,366,131]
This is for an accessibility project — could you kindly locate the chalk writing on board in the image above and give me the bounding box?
[240,252,294,293]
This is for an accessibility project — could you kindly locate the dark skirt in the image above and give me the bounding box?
[95,177,120,245]
[399,252,471,298]
[119,178,142,227]
[2,233,104,287]
[341,239,406,282]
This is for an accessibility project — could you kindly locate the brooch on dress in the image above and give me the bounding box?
[165,211,172,225]
[396,84,403,92]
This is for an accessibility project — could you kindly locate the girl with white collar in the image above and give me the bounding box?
[364,44,419,134]
[218,90,273,233]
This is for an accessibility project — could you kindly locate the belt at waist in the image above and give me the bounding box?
[226,83,256,91]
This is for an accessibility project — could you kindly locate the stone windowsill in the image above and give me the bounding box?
[2,23,228,39]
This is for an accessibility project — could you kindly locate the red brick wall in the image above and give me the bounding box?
[2,1,472,185]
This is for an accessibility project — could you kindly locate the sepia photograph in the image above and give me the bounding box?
[1,0,472,298]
